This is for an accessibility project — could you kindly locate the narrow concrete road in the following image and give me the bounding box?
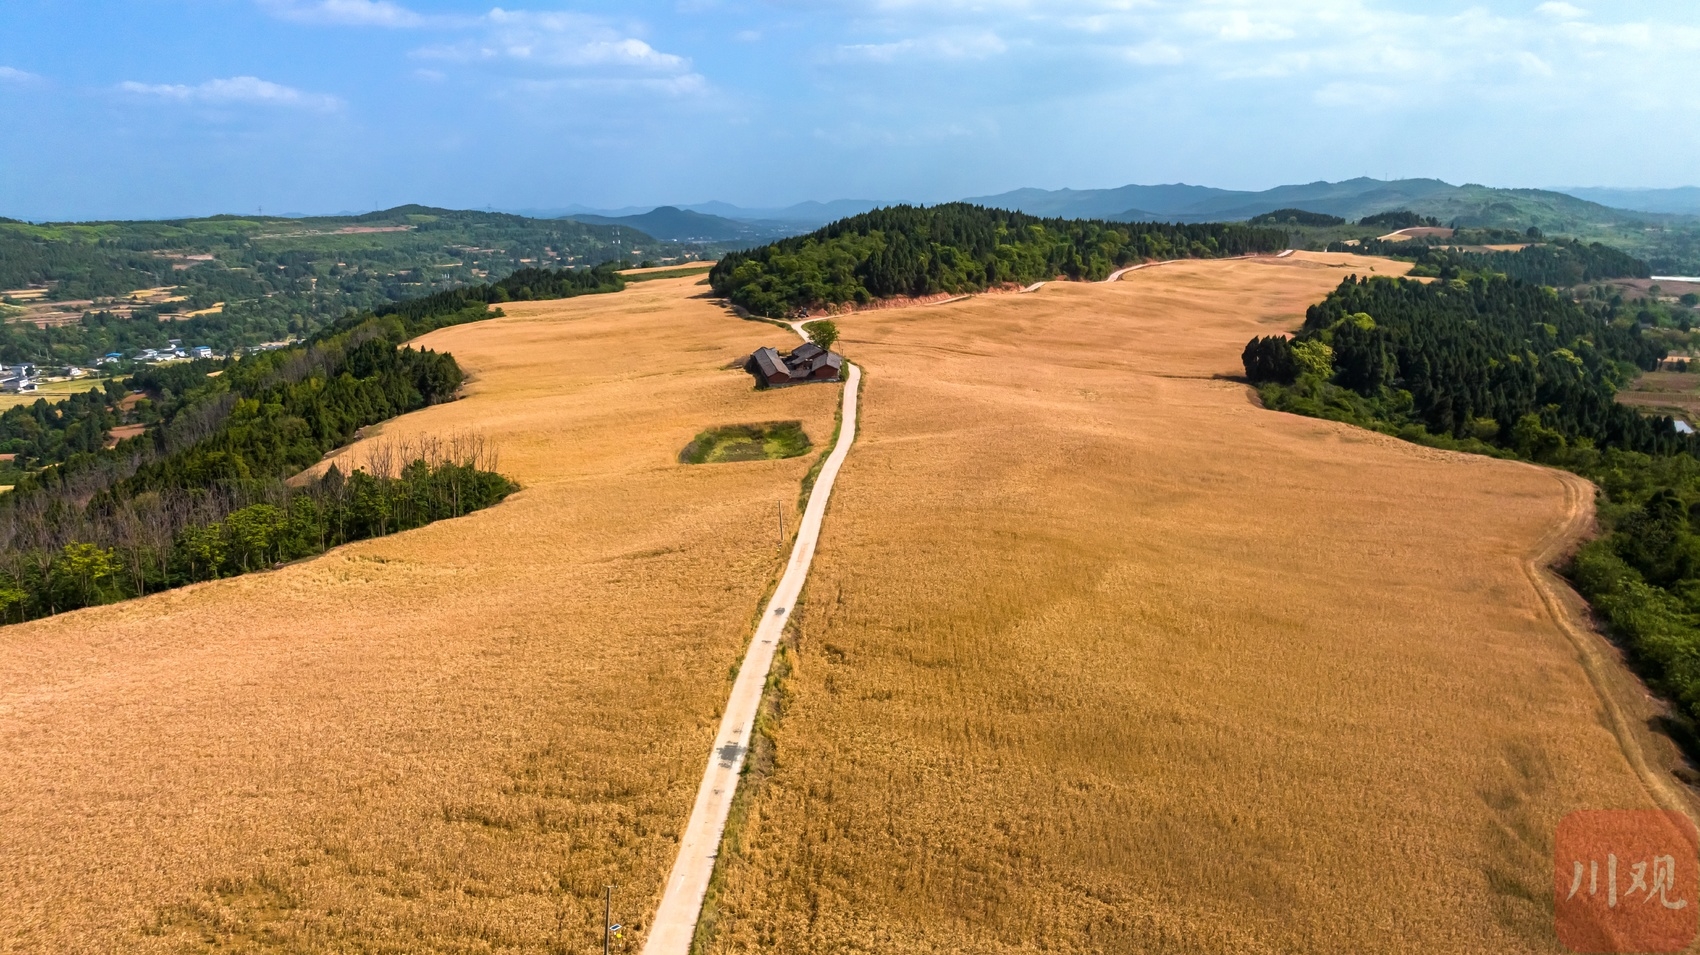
[640,326,860,955]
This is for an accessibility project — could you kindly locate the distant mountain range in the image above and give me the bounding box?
[681,199,887,225]
[559,201,894,244]
[559,206,799,244]
[557,199,890,243]
[961,178,1669,232]
[1554,187,1700,216]
[552,180,1696,248]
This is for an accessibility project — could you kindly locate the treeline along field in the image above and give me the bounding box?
[1244,270,1700,750]
[708,203,1290,317]
[1246,274,1671,449]
[0,264,626,624]
[1333,236,1651,286]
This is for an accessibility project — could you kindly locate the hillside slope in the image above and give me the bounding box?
[695,253,1687,953]
[565,206,800,244]
[967,177,1668,231]
[0,275,840,951]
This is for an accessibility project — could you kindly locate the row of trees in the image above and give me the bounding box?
[1245,272,1700,740]
[366,264,625,329]
[1333,237,1651,286]
[0,443,512,621]
[1249,209,1345,227]
[1358,210,1442,230]
[709,203,1291,317]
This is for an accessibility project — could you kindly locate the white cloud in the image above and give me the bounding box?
[418,9,691,71]
[0,66,43,84]
[1063,2,1689,107]
[118,76,342,110]
[258,0,431,27]
[1212,10,1297,42]
[837,32,1008,62]
[1124,41,1182,66]
[511,74,709,96]
[1537,2,1587,20]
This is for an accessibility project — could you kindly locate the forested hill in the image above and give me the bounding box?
[0,263,625,626]
[708,203,1289,317]
[1244,274,1672,453]
[0,207,674,364]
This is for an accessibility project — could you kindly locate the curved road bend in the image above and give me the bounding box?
[641,323,861,955]
[1103,251,1288,284]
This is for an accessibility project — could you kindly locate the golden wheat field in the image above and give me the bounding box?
[0,275,838,952]
[695,253,1696,954]
[2,254,1691,954]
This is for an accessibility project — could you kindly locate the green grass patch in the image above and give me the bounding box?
[679,421,811,465]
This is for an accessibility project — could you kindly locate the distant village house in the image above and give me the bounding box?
[745,342,844,387]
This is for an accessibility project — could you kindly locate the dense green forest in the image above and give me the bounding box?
[0,207,676,364]
[1243,272,1700,746]
[1358,210,1442,230]
[0,263,625,624]
[1332,236,1651,286]
[709,203,1290,317]
[1245,275,1671,448]
[1248,209,1346,227]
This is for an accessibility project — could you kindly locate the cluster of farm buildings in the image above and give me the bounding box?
[745,342,844,386]
[93,339,217,367]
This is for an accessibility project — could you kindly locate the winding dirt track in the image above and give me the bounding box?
[1522,468,1696,817]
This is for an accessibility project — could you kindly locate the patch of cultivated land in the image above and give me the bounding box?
[1618,370,1700,420]
[0,275,838,951]
[697,252,1693,953]
[0,377,110,410]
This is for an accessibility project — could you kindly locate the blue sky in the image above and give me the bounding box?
[2,0,1697,220]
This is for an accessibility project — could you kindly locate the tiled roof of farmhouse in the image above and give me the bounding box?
[751,347,789,379]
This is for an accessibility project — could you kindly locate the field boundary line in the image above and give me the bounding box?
[639,324,861,955]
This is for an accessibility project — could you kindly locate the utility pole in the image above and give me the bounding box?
[604,885,612,955]
[777,500,785,545]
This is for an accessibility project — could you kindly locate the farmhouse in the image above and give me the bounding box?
[745,342,845,387]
